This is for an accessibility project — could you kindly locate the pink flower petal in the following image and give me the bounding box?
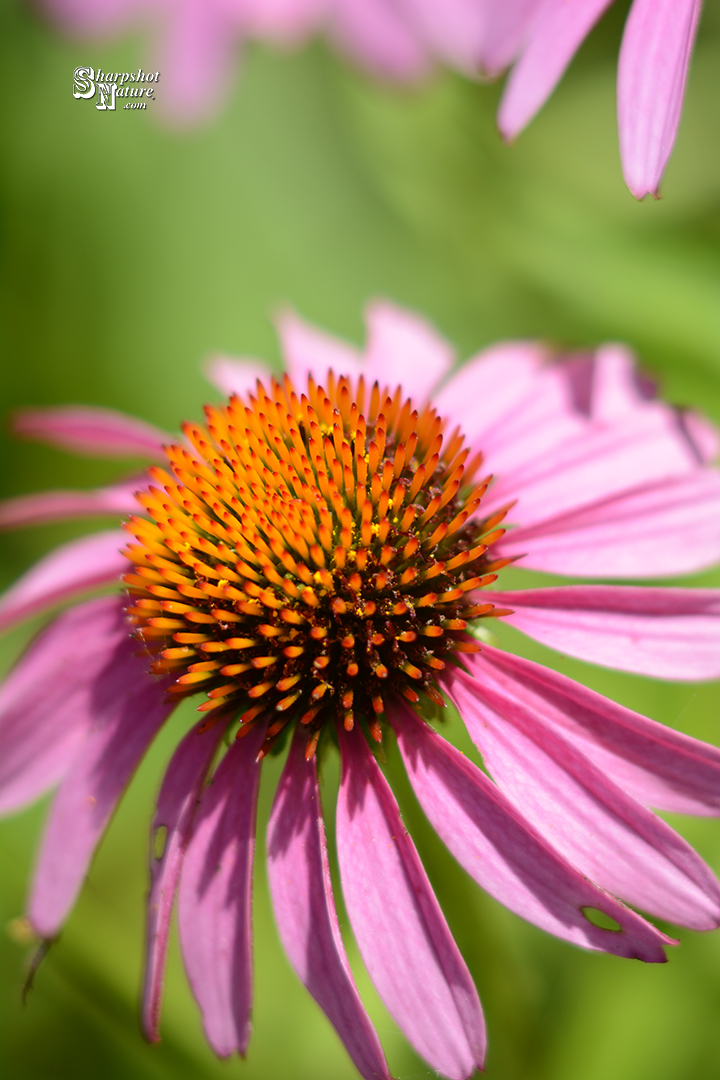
[12,405,169,460]
[363,301,454,402]
[483,585,720,680]
[475,0,547,74]
[495,471,720,578]
[445,671,720,930]
[329,0,429,78]
[336,723,486,1080]
[485,405,697,529]
[153,0,238,123]
[276,309,365,387]
[618,0,702,198]
[431,341,546,445]
[204,355,273,399]
[589,344,652,421]
[0,530,127,634]
[392,699,672,955]
[28,628,173,938]
[468,645,720,818]
[177,723,266,1057]
[678,410,720,463]
[497,0,615,140]
[0,597,129,816]
[267,728,391,1080]
[0,480,141,531]
[394,0,486,72]
[475,365,586,479]
[142,717,230,1042]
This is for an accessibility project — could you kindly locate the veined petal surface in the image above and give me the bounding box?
[178,724,265,1057]
[484,585,720,680]
[143,717,229,1042]
[618,0,702,198]
[28,628,173,938]
[337,723,486,1080]
[0,596,129,815]
[446,671,720,930]
[392,699,672,955]
[470,646,720,817]
[267,728,391,1080]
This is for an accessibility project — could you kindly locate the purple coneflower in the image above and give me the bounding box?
[2,302,720,1079]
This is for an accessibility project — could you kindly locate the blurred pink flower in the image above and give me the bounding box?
[482,0,703,198]
[3,303,720,1079]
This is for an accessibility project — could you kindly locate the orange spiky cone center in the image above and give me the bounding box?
[123,371,512,758]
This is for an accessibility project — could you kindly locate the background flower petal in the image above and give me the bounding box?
[497,0,615,140]
[0,480,142,531]
[204,355,274,399]
[276,309,365,386]
[618,0,702,198]
[12,405,170,459]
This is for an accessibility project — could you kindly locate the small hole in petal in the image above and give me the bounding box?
[153,825,168,861]
[582,906,621,931]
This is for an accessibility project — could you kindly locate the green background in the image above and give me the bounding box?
[1,0,719,1077]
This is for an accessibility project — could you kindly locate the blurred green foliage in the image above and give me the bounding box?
[0,0,719,1078]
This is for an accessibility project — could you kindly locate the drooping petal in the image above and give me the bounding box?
[0,530,127,635]
[276,309,365,387]
[204,355,273,399]
[392,699,672,955]
[336,723,486,1080]
[444,671,720,930]
[483,585,720,680]
[618,0,702,198]
[267,728,391,1080]
[142,717,230,1042]
[497,0,615,140]
[466,645,720,818]
[0,596,129,816]
[362,301,455,402]
[495,471,720,578]
[431,341,546,445]
[28,630,173,938]
[0,480,142,530]
[177,723,265,1058]
[12,405,169,460]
